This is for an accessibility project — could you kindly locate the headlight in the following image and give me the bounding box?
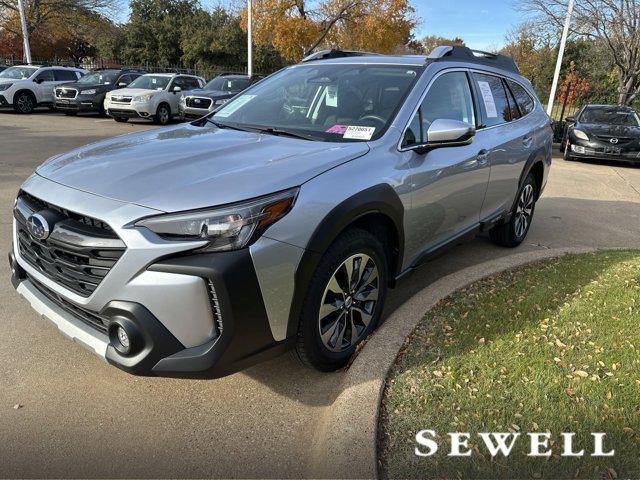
[573,129,589,141]
[214,99,229,105]
[135,188,298,252]
[134,93,155,102]
[0,83,13,91]
[80,89,96,95]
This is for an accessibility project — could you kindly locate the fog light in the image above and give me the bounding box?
[117,326,130,350]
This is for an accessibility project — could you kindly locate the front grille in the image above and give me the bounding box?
[55,88,77,99]
[186,97,212,109]
[28,274,109,333]
[14,192,126,297]
[594,135,633,145]
[110,95,132,104]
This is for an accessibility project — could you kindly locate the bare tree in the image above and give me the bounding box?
[521,0,640,105]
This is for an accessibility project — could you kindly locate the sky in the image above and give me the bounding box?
[412,0,523,51]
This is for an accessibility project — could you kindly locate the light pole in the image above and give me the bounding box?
[17,0,32,64]
[247,0,253,76]
[547,0,575,116]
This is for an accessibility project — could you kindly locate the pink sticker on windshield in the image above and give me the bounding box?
[326,124,348,134]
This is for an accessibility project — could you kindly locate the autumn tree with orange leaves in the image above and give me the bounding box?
[241,0,417,61]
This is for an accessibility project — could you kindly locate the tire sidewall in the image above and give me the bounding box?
[300,231,388,369]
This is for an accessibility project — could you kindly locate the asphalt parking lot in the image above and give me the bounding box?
[1,112,639,478]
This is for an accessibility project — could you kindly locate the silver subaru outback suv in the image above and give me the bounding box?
[10,46,552,377]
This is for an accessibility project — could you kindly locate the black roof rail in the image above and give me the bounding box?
[301,49,381,63]
[427,45,520,75]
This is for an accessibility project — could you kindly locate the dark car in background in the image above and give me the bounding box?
[54,68,145,116]
[563,104,640,165]
[179,73,263,120]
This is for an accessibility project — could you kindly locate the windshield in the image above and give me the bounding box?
[0,66,37,80]
[128,75,171,90]
[78,71,119,84]
[212,63,423,142]
[579,108,640,126]
[205,76,252,92]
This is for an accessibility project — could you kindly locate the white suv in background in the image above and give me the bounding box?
[104,73,205,125]
[0,65,86,113]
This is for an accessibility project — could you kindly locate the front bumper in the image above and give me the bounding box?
[54,94,104,113]
[10,176,295,377]
[179,105,213,120]
[0,94,10,107]
[104,98,153,119]
[567,134,640,163]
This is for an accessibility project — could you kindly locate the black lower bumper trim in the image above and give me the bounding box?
[148,249,286,378]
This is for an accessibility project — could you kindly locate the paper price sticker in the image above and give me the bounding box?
[343,125,376,140]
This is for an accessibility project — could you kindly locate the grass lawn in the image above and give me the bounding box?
[379,250,640,479]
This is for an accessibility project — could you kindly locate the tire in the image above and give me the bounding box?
[13,92,36,114]
[154,103,171,125]
[113,116,128,123]
[489,173,538,248]
[63,111,78,116]
[295,228,388,371]
[563,141,573,160]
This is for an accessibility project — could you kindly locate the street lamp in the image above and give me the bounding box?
[17,0,32,64]
[247,0,252,76]
[547,0,575,116]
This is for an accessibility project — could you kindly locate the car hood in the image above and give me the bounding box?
[109,87,162,97]
[63,82,110,90]
[186,89,234,99]
[0,78,20,85]
[578,123,640,137]
[36,123,370,212]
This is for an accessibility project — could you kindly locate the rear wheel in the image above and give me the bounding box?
[154,103,171,125]
[489,173,537,248]
[13,92,35,114]
[295,229,388,371]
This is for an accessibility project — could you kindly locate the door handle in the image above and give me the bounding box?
[523,135,533,148]
[477,149,490,165]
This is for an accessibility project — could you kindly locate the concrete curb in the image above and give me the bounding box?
[306,247,595,479]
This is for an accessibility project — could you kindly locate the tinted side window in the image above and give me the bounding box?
[35,70,55,82]
[402,112,422,148]
[117,75,131,85]
[473,73,511,127]
[506,79,535,116]
[54,70,77,81]
[183,77,201,90]
[503,79,521,120]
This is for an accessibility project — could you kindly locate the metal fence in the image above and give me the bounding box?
[0,56,256,81]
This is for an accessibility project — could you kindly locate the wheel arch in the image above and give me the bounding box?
[285,184,404,338]
[13,88,37,104]
[519,147,547,201]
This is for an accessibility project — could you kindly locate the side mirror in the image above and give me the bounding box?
[173,86,182,93]
[565,116,576,123]
[407,119,476,154]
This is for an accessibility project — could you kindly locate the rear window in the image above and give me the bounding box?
[506,79,535,116]
[473,72,511,127]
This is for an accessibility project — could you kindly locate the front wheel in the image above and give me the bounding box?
[295,229,388,371]
[13,92,35,114]
[154,104,171,125]
[489,173,537,248]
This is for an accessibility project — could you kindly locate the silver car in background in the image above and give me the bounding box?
[10,46,552,377]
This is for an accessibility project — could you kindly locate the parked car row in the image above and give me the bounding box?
[0,64,261,125]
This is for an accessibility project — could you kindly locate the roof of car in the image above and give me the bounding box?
[583,104,636,110]
[297,55,426,66]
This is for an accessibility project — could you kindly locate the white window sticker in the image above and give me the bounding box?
[215,94,256,117]
[326,85,338,107]
[343,125,376,140]
[477,81,498,118]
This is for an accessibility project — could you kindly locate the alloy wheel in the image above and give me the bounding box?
[515,183,534,238]
[158,106,169,124]
[18,95,33,113]
[318,253,379,352]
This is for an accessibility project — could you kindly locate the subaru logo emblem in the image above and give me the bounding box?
[195,99,201,103]
[610,138,619,144]
[27,213,50,240]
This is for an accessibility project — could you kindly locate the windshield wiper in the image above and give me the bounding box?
[244,125,323,141]
[202,117,255,132]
